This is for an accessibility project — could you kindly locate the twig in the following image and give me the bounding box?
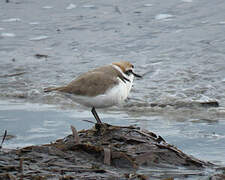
[104,147,111,165]
[0,130,7,149]
[34,54,49,59]
[0,72,26,78]
[19,158,23,180]
[133,129,160,142]
[70,125,80,144]
[156,136,166,143]
[82,119,95,124]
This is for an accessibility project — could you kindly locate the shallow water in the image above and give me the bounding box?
[0,0,225,174]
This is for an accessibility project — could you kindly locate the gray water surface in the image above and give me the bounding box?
[0,0,225,172]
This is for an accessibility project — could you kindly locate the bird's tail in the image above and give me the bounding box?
[43,86,65,93]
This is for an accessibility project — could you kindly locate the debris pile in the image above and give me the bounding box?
[0,124,215,179]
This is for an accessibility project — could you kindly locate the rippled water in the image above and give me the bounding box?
[1,0,225,176]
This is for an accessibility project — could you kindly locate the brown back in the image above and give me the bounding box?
[57,65,121,97]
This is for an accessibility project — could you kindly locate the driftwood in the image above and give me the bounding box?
[0,72,26,78]
[0,123,223,179]
[34,54,49,59]
[0,130,7,149]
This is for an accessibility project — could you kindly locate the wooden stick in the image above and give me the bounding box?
[0,130,7,149]
[82,119,95,124]
[19,158,23,180]
[104,147,111,165]
[0,72,26,78]
[71,126,80,144]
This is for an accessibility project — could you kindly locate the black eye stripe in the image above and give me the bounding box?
[125,69,132,75]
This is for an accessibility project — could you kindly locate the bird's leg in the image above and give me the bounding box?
[91,107,102,124]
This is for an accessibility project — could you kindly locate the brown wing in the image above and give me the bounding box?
[58,66,120,97]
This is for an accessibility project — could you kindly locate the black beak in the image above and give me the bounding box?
[132,71,142,78]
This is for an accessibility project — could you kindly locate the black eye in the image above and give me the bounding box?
[125,69,133,75]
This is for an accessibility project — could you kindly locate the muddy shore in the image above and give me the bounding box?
[1,0,225,179]
[1,123,224,179]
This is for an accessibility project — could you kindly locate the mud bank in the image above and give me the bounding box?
[1,123,224,179]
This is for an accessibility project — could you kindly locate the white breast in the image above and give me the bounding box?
[66,66,134,109]
[104,76,133,106]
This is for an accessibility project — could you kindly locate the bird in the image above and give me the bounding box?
[44,61,142,124]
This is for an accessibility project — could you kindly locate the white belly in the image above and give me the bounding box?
[66,78,133,108]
